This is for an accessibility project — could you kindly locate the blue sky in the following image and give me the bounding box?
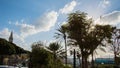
[0,0,120,55]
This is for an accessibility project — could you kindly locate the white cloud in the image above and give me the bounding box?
[59,1,77,14]
[98,0,110,8]
[15,11,58,38]
[0,28,10,39]
[10,1,77,38]
[101,11,120,25]
[95,11,120,28]
[16,23,36,38]
[35,11,58,31]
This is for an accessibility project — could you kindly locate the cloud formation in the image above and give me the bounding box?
[59,1,77,14]
[101,11,120,25]
[0,28,10,39]
[98,0,110,8]
[15,11,58,38]
[0,0,77,50]
[14,0,77,38]
[96,11,120,28]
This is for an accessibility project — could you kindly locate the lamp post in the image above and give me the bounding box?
[73,49,76,68]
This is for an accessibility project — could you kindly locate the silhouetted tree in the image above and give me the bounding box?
[0,38,29,65]
[63,11,114,68]
[55,26,68,65]
[0,38,15,64]
[110,28,120,65]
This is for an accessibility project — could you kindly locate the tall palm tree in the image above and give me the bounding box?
[55,26,68,65]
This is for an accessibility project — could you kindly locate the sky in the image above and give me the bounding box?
[0,0,120,57]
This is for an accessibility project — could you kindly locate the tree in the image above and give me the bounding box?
[110,29,120,65]
[0,38,15,65]
[69,46,81,68]
[55,26,68,65]
[64,11,114,68]
[0,38,16,55]
[91,45,106,68]
[30,41,67,68]
[30,42,53,68]
[48,42,60,61]
[0,38,29,65]
[48,42,66,68]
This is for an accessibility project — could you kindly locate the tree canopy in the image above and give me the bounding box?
[0,38,29,55]
[30,41,68,68]
[63,11,115,68]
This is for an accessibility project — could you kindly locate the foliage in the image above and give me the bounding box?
[48,42,61,52]
[0,38,16,55]
[30,41,66,68]
[48,42,65,58]
[0,38,29,55]
[11,42,29,54]
[110,29,120,64]
[30,42,52,68]
[55,26,68,65]
[0,38,29,65]
[55,26,67,41]
[63,11,114,68]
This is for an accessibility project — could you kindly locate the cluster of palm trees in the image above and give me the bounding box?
[51,11,115,68]
[31,11,119,68]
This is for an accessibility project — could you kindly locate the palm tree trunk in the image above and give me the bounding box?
[81,51,88,68]
[82,56,88,68]
[91,53,94,68]
[64,37,67,65]
[0,55,4,65]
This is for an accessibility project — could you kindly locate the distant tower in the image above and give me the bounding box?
[9,31,13,43]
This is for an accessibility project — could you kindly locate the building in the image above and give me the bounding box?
[9,31,13,43]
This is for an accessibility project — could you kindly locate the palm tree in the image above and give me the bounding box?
[48,42,61,54]
[48,42,61,68]
[65,11,114,68]
[55,26,68,65]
